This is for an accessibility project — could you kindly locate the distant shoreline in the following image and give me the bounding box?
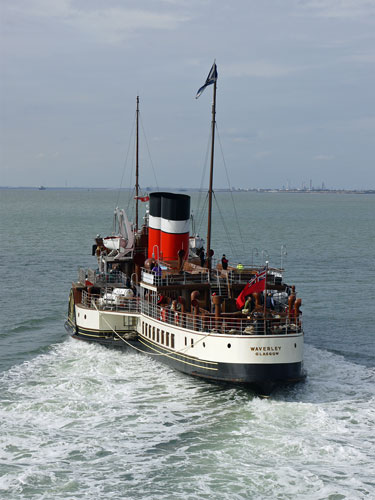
[1,186,374,195]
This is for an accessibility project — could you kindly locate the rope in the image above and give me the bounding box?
[215,124,246,254]
[92,301,215,357]
[139,114,159,192]
[213,192,238,258]
[196,127,212,225]
[196,192,209,238]
[115,112,137,209]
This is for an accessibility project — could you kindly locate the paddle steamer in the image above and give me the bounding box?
[65,66,305,395]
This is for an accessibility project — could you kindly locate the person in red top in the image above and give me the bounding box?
[221,254,228,270]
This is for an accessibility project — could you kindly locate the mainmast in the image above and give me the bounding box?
[195,61,218,270]
[206,79,217,270]
[135,96,140,232]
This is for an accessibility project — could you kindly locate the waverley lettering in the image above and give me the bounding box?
[250,346,281,356]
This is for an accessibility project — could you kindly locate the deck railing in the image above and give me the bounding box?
[79,289,301,335]
[141,267,282,287]
[78,268,129,286]
[140,301,302,336]
[81,290,140,313]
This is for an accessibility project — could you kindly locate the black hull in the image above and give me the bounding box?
[68,329,305,396]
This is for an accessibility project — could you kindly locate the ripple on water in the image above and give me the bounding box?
[0,339,374,499]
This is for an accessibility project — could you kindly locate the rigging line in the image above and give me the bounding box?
[126,187,136,217]
[115,112,137,209]
[215,123,246,253]
[139,114,159,192]
[196,192,209,238]
[124,143,136,216]
[212,192,238,258]
[196,128,212,222]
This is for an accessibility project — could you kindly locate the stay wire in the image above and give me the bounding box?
[115,112,137,209]
[215,123,246,254]
[196,192,209,238]
[125,146,136,218]
[139,114,159,192]
[212,192,238,259]
[196,128,212,224]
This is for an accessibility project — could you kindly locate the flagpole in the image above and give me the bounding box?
[206,79,217,270]
[135,96,140,232]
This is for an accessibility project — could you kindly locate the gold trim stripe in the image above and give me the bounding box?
[139,334,217,365]
[138,336,218,371]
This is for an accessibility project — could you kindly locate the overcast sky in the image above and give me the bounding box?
[1,0,375,190]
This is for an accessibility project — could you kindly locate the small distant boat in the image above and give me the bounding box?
[39,186,46,190]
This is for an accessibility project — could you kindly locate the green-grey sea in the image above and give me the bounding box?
[0,189,374,499]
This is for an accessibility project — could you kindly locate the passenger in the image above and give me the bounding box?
[199,247,205,267]
[266,292,275,310]
[152,263,162,276]
[242,296,253,315]
[221,254,228,270]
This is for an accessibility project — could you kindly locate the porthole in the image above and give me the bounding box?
[203,342,206,348]
[84,314,87,320]
[227,343,231,348]
[294,343,297,348]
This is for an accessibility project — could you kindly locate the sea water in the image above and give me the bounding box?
[0,189,374,499]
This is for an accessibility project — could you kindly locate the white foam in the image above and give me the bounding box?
[1,340,374,499]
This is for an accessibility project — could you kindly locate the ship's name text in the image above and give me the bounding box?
[250,346,281,356]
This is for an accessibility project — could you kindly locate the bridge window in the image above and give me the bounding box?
[171,334,175,349]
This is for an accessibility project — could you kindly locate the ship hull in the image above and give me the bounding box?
[66,306,305,396]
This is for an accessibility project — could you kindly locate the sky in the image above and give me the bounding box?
[1,0,375,190]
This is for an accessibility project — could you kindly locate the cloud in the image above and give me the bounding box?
[314,154,334,160]
[344,52,375,64]
[35,151,60,160]
[296,0,375,19]
[224,128,259,143]
[254,151,272,159]
[223,61,305,78]
[3,0,190,44]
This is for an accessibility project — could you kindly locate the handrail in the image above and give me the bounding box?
[81,290,140,313]
[79,290,302,336]
[78,268,128,286]
[140,301,302,336]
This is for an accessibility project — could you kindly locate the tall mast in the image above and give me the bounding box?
[135,96,140,232]
[206,80,217,270]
